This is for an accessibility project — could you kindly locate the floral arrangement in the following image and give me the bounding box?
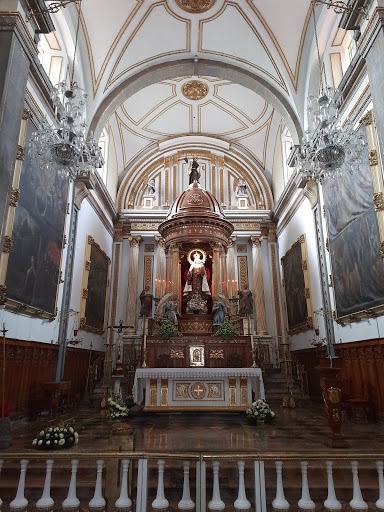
[246,399,275,423]
[106,391,129,421]
[186,293,208,314]
[212,316,239,340]
[32,421,79,449]
[155,318,182,339]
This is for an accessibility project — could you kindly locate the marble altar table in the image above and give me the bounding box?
[133,368,264,410]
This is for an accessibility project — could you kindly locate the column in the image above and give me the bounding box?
[250,236,268,335]
[211,242,221,298]
[0,17,30,249]
[164,156,170,208]
[125,236,142,332]
[170,243,181,301]
[227,236,236,298]
[267,224,284,356]
[165,245,172,293]
[155,236,166,298]
[220,246,228,296]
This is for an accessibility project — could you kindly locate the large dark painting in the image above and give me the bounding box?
[324,125,384,319]
[82,241,110,332]
[5,118,68,315]
[281,236,312,333]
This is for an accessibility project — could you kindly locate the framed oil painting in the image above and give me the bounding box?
[79,235,110,333]
[4,117,69,318]
[281,234,313,334]
[323,123,384,322]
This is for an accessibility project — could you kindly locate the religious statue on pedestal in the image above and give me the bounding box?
[185,157,201,184]
[145,178,156,196]
[139,288,153,317]
[184,249,210,314]
[236,177,247,196]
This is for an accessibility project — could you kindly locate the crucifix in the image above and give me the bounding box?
[108,321,132,376]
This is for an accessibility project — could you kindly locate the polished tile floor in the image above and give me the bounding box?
[7,401,384,455]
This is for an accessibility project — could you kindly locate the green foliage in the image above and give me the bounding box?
[212,316,239,340]
[155,318,182,339]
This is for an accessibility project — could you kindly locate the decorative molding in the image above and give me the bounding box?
[170,349,184,359]
[22,107,31,120]
[237,255,249,291]
[369,149,379,166]
[74,182,89,210]
[143,255,154,292]
[128,235,142,248]
[233,221,261,231]
[0,285,6,305]
[250,235,261,248]
[9,188,20,207]
[182,80,209,100]
[302,180,318,208]
[209,349,224,359]
[373,192,384,212]
[145,244,155,252]
[360,109,373,126]
[2,236,13,253]
[85,260,91,271]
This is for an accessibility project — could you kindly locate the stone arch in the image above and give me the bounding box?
[89,58,303,144]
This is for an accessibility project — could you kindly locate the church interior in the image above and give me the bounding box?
[1,0,384,509]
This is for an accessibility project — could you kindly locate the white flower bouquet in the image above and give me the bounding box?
[106,391,129,421]
[32,422,79,449]
[246,399,275,423]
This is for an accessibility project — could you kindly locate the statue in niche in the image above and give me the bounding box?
[185,157,201,184]
[212,299,226,325]
[145,178,155,196]
[236,177,247,196]
[238,290,253,317]
[139,288,154,317]
[164,298,179,325]
[183,250,210,297]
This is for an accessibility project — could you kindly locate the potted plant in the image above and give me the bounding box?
[106,391,129,421]
[155,318,182,340]
[212,316,239,340]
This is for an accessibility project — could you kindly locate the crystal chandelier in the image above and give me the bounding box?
[29,1,104,179]
[295,4,366,180]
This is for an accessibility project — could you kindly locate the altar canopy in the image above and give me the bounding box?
[133,368,264,410]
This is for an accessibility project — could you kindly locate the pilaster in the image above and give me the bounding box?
[125,235,142,332]
[250,236,268,335]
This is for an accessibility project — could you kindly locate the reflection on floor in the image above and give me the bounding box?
[7,401,384,454]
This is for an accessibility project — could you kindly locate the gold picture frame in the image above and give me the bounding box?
[79,235,110,334]
[281,234,313,334]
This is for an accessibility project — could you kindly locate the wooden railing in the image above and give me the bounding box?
[0,451,383,511]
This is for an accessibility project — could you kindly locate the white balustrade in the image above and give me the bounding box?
[89,460,106,512]
[324,461,341,511]
[36,459,54,511]
[178,461,195,510]
[62,460,80,512]
[272,461,289,512]
[376,461,384,510]
[297,461,315,511]
[234,461,251,511]
[115,459,132,512]
[350,461,368,510]
[208,461,225,511]
[152,459,169,512]
[10,459,29,512]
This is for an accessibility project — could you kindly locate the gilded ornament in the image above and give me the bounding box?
[188,193,204,204]
[304,288,310,299]
[82,288,88,299]
[63,235,67,248]
[325,238,329,252]
[170,349,184,359]
[332,408,340,422]
[79,317,86,328]
[85,260,91,271]
[306,317,314,328]
[87,235,94,245]
[16,145,25,161]
[190,382,206,399]
[175,0,216,12]
[327,387,341,404]
[128,235,142,247]
[237,244,247,253]
[2,235,13,253]
[9,188,20,207]
[250,235,261,248]
[155,236,165,247]
[381,241,384,259]
[373,192,384,211]
[360,110,373,126]
[369,149,379,166]
[182,80,209,101]
[144,244,154,252]
[207,383,222,398]
[298,234,305,243]
[0,284,6,305]
[302,260,308,270]
[209,349,224,359]
[22,108,31,120]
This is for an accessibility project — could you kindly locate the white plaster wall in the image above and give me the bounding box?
[277,197,323,351]
[70,198,114,352]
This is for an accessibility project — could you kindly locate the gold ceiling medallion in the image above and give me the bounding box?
[182,80,209,101]
[175,0,216,13]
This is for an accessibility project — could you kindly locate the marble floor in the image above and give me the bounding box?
[6,400,384,455]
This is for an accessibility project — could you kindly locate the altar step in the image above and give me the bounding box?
[263,368,308,406]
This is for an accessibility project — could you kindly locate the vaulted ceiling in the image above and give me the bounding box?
[54,0,340,185]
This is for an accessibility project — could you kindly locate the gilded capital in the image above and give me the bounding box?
[2,236,13,253]
[227,236,236,249]
[155,236,166,247]
[113,221,123,242]
[250,235,261,248]
[16,145,25,161]
[128,235,142,248]
[360,109,373,126]
[211,242,222,251]
[374,192,384,211]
